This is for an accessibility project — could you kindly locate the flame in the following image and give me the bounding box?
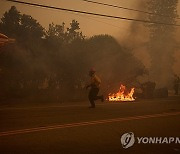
[108,84,135,102]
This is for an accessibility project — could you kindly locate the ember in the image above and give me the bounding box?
[108,84,135,102]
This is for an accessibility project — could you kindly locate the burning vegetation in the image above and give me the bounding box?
[108,84,135,102]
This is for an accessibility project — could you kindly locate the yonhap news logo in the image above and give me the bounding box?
[121,132,135,149]
[121,132,180,149]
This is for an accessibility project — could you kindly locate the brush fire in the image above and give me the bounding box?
[108,84,135,102]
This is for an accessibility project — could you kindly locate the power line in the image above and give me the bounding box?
[83,0,180,20]
[4,0,180,27]
[66,9,128,30]
[72,13,123,29]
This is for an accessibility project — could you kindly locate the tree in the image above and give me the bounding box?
[19,14,44,41]
[65,20,85,43]
[0,6,44,47]
[45,22,65,50]
[0,6,21,38]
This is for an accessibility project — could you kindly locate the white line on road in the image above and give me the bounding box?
[0,112,180,137]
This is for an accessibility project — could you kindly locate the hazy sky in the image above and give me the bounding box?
[0,0,180,39]
[0,0,156,39]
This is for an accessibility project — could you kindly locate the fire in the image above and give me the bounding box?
[108,84,135,102]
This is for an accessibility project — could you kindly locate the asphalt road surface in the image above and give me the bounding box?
[0,96,180,154]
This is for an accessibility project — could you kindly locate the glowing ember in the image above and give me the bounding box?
[108,84,135,102]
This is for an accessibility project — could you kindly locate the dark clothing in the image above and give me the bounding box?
[88,87,102,108]
[87,73,103,108]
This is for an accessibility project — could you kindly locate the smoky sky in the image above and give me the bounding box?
[0,0,152,38]
[0,0,180,40]
[0,0,180,77]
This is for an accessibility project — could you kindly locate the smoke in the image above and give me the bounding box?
[121,0,180,88]
[173,26,180,76]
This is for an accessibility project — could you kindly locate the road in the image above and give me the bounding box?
[0,96,180,154]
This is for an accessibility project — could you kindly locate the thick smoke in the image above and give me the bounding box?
[121,0,180,88]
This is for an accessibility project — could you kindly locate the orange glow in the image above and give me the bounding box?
[108,84,135,102]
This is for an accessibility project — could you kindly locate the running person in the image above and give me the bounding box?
[86,68,104,108]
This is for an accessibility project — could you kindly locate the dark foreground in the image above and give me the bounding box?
[0,96,180,154]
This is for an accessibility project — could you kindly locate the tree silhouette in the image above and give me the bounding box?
[65,20,85,43]
[0,6,21,38]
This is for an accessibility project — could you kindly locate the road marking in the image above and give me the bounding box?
[0,112,180,137]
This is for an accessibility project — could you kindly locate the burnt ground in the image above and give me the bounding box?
[0,96,180,154]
